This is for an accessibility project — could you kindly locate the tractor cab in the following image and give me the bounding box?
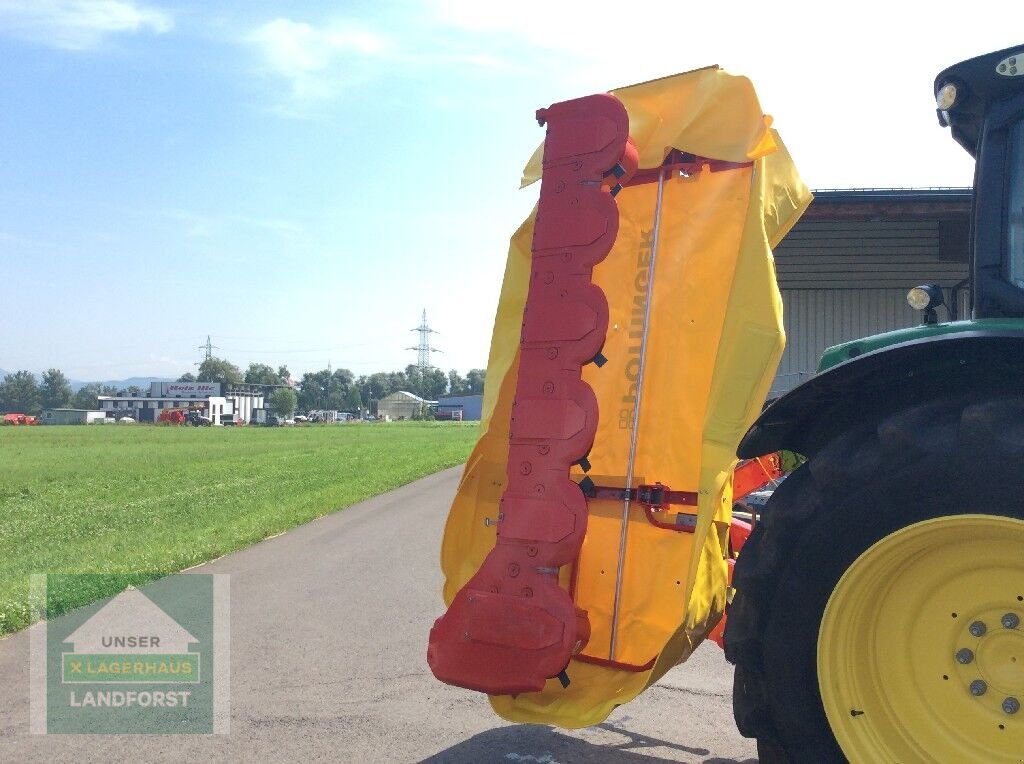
[935,45,1024,318]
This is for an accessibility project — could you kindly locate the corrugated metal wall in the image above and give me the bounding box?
[769,217,969,396]
[772,289,915,395]
[775,220,967,289]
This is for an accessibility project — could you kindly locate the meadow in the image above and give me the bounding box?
[0,422,477,635]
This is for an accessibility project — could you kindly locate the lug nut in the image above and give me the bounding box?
[970,680,988,696]
[970,621,988,637]
[1002,613,1020,629]
[1003,697,1020,715]
[956,648,975,664]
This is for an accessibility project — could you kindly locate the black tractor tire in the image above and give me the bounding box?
[723,394,1024,762]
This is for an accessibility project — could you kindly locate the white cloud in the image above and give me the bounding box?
[148,206,306,243]
[248,17,392,104]
[0,0,172,50]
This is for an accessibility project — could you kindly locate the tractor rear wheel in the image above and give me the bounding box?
[724,395,1024,762]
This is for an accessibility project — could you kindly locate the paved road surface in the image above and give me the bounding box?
[0,466,757,762]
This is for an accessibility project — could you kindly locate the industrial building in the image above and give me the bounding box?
[434,394,482,421]
[40,409,106,425]
[377,391,435,421]
[770,188,970,395]
[97,381,264,425]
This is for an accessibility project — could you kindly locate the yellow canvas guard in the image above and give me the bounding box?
[437,66,810,728]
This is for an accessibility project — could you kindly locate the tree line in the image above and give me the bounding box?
[0,361,486,416]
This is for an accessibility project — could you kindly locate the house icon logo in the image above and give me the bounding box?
[61,587,200,684]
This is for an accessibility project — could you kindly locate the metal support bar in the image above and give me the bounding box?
[609,167,666,661]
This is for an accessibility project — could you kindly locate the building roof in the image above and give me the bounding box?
[811,187,971,203]
[436,394,482,406]
[802,187,972,222]
[380,390,433,403]
[97,395,235,402]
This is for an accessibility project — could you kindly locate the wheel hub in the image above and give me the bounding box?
[954,607,1024,715]
[818,514,1024,762]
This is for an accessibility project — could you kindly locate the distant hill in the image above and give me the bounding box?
[0,370,173,391]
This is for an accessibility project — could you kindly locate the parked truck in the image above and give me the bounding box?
[428,44,1024,762]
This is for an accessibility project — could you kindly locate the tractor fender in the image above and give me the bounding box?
[738,329,1024,460]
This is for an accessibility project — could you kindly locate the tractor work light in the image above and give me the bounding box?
[996,52,1024,77]
[908,284,945,325]
[936,82,958,110]
[907,284,944,311]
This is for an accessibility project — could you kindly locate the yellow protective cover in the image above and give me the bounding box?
[438,66,811,728]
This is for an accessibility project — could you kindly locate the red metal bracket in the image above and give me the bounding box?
[733,453,783,502]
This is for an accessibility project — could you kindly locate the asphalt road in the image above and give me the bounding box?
[0,466,757,763]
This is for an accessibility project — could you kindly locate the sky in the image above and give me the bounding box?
[0,0,1020,382]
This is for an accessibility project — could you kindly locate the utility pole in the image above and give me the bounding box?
[198,335,218,361]
[407,309,442,371]
[195,335,219,368]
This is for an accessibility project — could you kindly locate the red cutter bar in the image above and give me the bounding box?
[428,94,638,695]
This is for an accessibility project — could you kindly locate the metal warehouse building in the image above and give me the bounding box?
[377,391,434,421]
[434,394,482,421]
[770,188,970,395]
[40,408,106,425]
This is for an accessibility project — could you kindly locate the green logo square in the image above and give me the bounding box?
[32,573,229,734]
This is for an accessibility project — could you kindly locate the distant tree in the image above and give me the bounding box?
[177,372,197,382]
[385,370,407,396]
[364,373,389,402]
[40,369,72,409]
[244,363,283,386]
[0,371,41,414]
[297,370,329,411]
[269,387,297,418]
[277,365,292,384]
[100,385,120,397]
[448,370,469,395]
[344,386,362,413]
[71,383,101,410]
[403,364,425,398]
[197,357,242,386]
[125,385,143,396]
[298,367,355,411]
[421,368,447,399]
[466,369,486,395]
[327,368,354,409]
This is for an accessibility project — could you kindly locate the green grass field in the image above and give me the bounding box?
[0,422,477,636]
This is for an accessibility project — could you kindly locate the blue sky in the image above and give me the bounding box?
[0,1,1018,380]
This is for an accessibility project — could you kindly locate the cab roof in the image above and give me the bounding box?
[935,44,1024,157]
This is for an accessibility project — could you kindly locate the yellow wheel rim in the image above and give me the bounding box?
[818,515,1024,763]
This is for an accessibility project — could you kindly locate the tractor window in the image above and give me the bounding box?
[1009,120,1024,289]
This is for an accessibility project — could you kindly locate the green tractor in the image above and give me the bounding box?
[724,45,1024,761]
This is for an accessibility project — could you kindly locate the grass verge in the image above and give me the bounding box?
[0,422,477,635]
